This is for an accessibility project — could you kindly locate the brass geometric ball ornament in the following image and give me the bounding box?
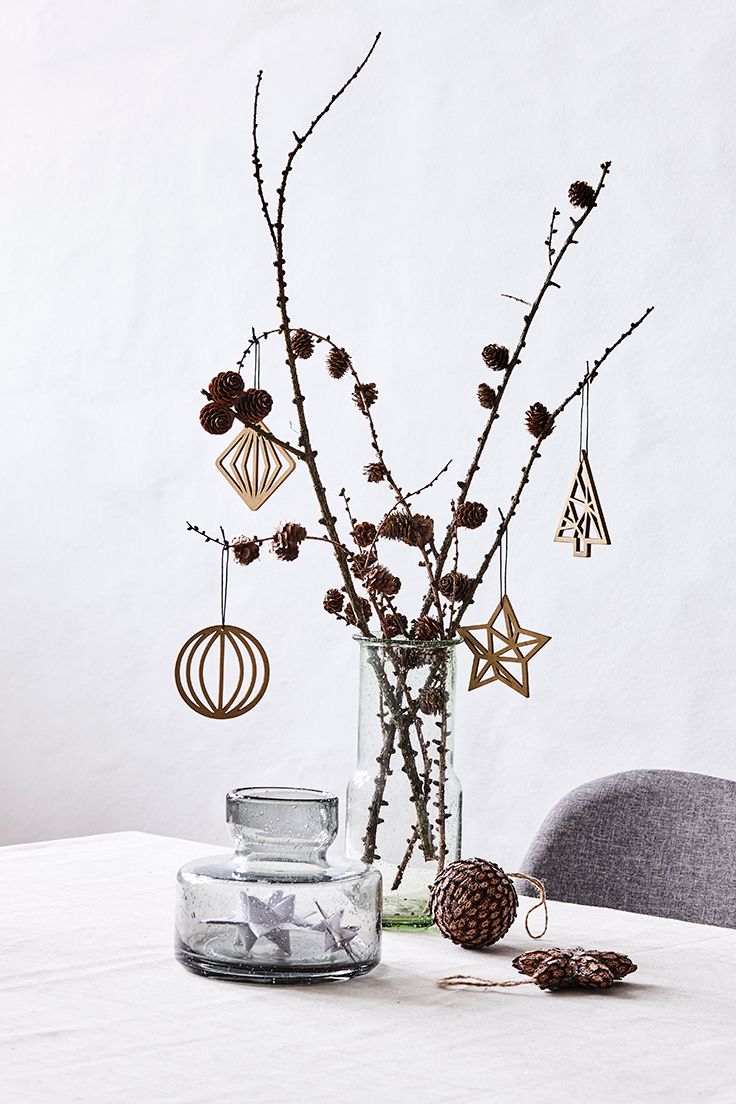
[175,535,269,719]
[175,624,270,719]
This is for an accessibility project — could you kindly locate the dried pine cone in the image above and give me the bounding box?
[208,371,244,404]
[353,521,377,548]
[272,522,307,562]
[234,388,273,425]
[381,611,408,638]
[430,858,518,948]
[378,511,414,543]
[365,563,401,598]
[412,615,442,641]
[455,501,488,529]
[323,588,344,615]
[327,346,351,379]
[418,686,447,715]
[345,596,372,627]
[364,461,387,484]
[353,382,378,413]
[438,571,471,601]
[525,402,554,439]
[512,946,637,992]
[292,329,314,359]
[200,402,235,435]
[477,382,497,409]
[481,343,509,372]
[232,537,260,566]
[351,549,378,580]
[568,180,596,209]
[408,513,434,548]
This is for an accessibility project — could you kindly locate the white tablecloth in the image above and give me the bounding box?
[0,832,733,1103]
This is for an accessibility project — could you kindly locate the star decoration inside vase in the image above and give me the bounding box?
[458,594,551,697]
[512,946,637,991]
[206,891,363,960]
[206,889,307,955]
[316,906,360,958]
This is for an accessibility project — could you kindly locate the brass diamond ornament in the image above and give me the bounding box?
[216,423,296,511]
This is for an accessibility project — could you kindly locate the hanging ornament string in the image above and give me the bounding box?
[219,527,230,627]
[498,508,509,599]
[578,363,591,457]
[251,327,262,390]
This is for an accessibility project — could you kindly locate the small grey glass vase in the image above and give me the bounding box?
[176,787,382,983]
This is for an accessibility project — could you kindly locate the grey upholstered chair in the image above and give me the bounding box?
[519,769,736,928]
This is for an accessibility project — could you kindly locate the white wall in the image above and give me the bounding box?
[2,0,735,867]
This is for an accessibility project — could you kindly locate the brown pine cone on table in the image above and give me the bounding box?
[455,501,488,529]
[438,571,471,601]
[353,521,377,548]
[232,537,260,565]
[200,402,235,435]
[481,343,509,372]
[345,596,372,627]
[525,402,554,439]
[353,382,378,413]
[568,180,596,209]
[512,946,637,991]
[412,616,442,641]
[478,382,497,409]
[323,588,344,615]
[234,388,273,425]
[272,522,307,562]
[327,346,351,379]
[364,461,387,484]
[291,329,314,359]
[365,564,401,598]
[209,371,244,404]
[430,858,518,948]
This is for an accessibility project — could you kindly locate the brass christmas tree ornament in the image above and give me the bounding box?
[216,423,296,511]
[554,375,610,557]
[459,596,550,698]
[175,536,270,719]
[554,449,610,557]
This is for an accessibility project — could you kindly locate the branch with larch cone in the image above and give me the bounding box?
[190,33,653,887]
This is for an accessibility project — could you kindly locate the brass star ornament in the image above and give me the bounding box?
[458,595,551,697]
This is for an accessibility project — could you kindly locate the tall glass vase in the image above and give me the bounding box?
[346,636,462,928]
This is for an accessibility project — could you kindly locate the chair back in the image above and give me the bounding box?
[520,769,736,927]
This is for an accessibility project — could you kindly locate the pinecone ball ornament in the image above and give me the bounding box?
[512,947,637,991]
[235,388,273,426]
[430,858,518,948]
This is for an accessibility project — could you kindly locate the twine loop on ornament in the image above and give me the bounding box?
[507,872,548,939]
[438,975,532,990]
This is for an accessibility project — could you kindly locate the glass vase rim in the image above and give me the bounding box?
[353,633,460,649]
[226,786,338,805]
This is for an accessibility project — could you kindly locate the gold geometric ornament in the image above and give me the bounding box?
[458,595,551,698]
[216,423,296,511]
[554,450,610,558]
[174,624,270,719]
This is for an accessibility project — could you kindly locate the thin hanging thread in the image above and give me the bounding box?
[251,328,261,389]
[497,508,509,599]
[578,364,591,455]
[219,527,230,626]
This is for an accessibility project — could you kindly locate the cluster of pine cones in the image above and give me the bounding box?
[199,371,273,436]
[232,523,307,565]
